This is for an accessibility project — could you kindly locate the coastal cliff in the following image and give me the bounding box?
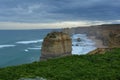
[99,25,120,48]
[65,24,120,48]
[89,24,120,48]
[41,32,72,60]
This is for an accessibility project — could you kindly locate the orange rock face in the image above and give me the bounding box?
[88,48,114,55]
[41,32,72,60]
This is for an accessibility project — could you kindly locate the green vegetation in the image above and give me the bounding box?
[46,32,56,38]
[0,48,120,80]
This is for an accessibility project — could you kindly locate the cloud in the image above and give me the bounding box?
[0,21,89,29]
[0,0,120,29]
[0,20,115,29]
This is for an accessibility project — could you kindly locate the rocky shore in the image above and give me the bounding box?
[41,24,120,60]
[63,24,120,48]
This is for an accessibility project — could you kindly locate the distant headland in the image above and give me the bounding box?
[62,24,120,48]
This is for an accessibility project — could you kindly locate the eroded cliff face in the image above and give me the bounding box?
[97,25,120,48]
[72,24,120,48]
[41,32,72,60]
[108,31,120,47]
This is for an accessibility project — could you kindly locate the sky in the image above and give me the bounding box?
[0,0,120,29]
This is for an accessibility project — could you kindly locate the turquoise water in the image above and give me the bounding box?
[0,29,58,67]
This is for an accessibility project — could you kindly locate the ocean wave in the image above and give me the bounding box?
[72,34,97,55]
[0,45,16,49]
[72,46,96,55]
[72,34,86,39]
[16,39,43,44]
[24,46,41,52]
[28,47,41,50]
[24,49,29,52]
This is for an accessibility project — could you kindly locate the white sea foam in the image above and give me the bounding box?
[27,46,41,50]
[28,47,41,50]
[16,39,43,44]
[72,34,97,55]
[0,45,16,49]
[24,49,29,52]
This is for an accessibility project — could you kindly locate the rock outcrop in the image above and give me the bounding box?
[62,28,75,36]
[41,32,72,60]
[74,24,120,48]
[88,48,114,55]
[77,38,81,42]
[95,25,120,48]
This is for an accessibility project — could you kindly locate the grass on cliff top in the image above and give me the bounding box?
[0,48,120,80]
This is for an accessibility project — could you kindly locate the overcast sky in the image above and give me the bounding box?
[0,0,120,29]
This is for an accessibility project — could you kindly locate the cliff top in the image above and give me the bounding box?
[44,32,71,41]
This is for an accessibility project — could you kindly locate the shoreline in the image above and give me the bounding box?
[72,34,97,55]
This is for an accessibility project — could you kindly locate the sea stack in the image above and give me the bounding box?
[41,32,72,60]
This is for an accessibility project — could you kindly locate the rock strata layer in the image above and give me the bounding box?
[41,32,72,60]
[88,48,114,55]
[69,24,120,48]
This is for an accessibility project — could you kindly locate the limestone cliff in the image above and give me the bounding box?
[62,28,75,36]
[74,24,120,48]
[91,25,120,48]
[41,32,72,60]
[109,32,120,47]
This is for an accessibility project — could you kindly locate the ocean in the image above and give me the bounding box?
[0,29,96,68]
[0,29,57,67]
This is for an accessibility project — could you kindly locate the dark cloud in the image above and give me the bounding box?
[0,0,120,23]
